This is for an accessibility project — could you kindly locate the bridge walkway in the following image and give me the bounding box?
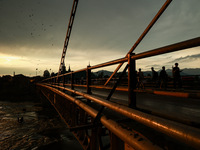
[37,83,200,150]
[71,85,200,126]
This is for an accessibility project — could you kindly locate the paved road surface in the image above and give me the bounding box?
[72,86,200,125]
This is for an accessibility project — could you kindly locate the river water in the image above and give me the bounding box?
[0,100,83,150]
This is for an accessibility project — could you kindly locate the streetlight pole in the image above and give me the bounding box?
[36,68,38,76]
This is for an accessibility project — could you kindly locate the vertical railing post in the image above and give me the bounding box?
[109,132,124,150]
[57,77,59,86]
[63,75,66,92]
[89,127,100,150]
[58,76,60,86]
[71,72,74,90]
[87,65,92,94]
[56,76,58,86]
[128,53,136,108]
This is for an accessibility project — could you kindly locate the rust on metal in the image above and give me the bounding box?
[104,0,173,85]
[38,83,200,149]
[37,83,161,150]
[43,37,200,82]
[128,53,136,108]
[37,0,200,149]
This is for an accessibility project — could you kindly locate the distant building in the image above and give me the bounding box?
[51,72,56,77]
[43,70,50,78]
[2,75,12,82]
[68,65,71,72]
[61,63,67,74]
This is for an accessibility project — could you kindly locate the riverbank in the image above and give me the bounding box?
[0,101,83,150]
[0,75,83,150]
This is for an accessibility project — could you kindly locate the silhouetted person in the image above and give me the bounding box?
[151,67,158,87]
[172,63,182,89]
[159,66,168,89]
[136,68,144,89]
[135,70,138,87]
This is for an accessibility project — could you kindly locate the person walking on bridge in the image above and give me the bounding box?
[136,68,144,89]
[159,66,168,89]
[172,63,182,89]
[151,67,158,88]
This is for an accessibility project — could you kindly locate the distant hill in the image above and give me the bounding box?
[179,68,200,75]
[93,70,113,77]
[92,68,200,78]
[164,68,200,76]
[146,68,200,76]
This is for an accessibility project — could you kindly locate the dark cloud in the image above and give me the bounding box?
[135,0,200,52]
[70,0,164,52]
[144,64,161,70]
[0,0,71,50]
[169,53,200,63]
[0,0,199,75]
[1,0,199,55]
[0,0,165,55]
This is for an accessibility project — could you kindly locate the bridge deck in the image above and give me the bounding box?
[73,85,200,126]
[37,83,200,149]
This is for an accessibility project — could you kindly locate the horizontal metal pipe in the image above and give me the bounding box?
[127,0,172,55]
[62,83,200,99]
[104,0,172,86]
[64,83,127,91]
[89,58,127,70]
[67,68,86,74]
[88,37,200,70]
[42,37,199,82]
[100,114,161,150]
[38,83,200,149]
[132,37,200,60]
[42,69,87,82]
[38,83,160,150]
[65,37,200,75]
[40,90,71,129]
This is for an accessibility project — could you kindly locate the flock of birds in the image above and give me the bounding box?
[27,12,54,47]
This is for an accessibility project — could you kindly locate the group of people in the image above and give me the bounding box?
[136,63,182,89]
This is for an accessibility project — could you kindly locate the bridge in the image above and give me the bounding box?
[36,0,200,150]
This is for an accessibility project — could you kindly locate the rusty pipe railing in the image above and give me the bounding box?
[104,0,173,85]
[131,37,200,60]
[39,83,161,150]
[38,83,200,149]
[89,37,200,70]
[42,37,200,82]
[39,37,200,149]
[54,83,200,99]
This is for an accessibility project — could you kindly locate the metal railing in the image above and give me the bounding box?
[38,82,200,149]
[42,37,200,101]
[38,37,200,149]
[35,0,200,148]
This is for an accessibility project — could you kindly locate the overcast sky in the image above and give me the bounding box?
[0,0,199,76]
